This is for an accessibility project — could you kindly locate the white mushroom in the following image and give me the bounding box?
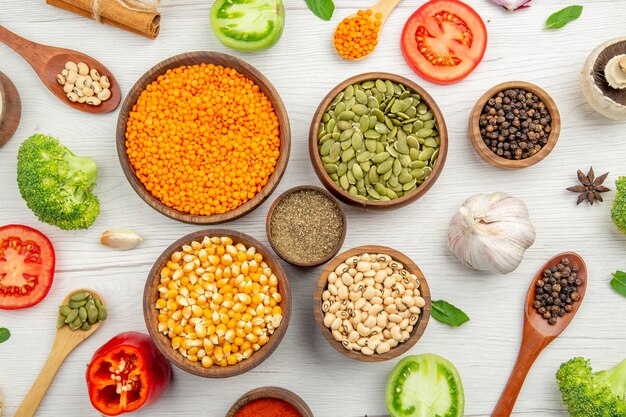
[581,37,626,120]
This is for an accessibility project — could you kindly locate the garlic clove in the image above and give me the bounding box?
[490,0,532,11]
[100,228,143,250]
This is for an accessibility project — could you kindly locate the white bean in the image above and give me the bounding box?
[77,62,89,76]
[376,341,390,354]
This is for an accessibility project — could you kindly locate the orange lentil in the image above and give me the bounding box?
[125,64,281,216]
[333,9,382,60]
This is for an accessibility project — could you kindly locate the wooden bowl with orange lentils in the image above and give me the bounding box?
[143,229,292,378]
[116,52,291,224]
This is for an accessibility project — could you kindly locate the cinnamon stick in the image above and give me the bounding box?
[46,0,160,39]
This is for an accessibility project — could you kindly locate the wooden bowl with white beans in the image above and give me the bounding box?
[313,245,431,362]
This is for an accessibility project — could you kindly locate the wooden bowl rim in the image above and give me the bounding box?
[313,245,431,362]
[265,185,347,267]
[116,51,291,224]
[0,71,21,148]
[143,228,292,378]
[308,72,448,211]
[225,386,314,417]
[468,80,561,169]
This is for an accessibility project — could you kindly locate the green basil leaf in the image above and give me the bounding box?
[611,271,626,298]
[545,5,583,29]
[431,300,470,327]
[304,0,335,21]
[0,328,10,344]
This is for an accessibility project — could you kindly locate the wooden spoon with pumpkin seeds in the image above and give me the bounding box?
[14,289,107,417]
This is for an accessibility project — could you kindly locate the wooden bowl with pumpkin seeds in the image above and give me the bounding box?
[309,72,448,210]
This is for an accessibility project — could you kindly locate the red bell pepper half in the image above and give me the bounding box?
[86,331,171,416]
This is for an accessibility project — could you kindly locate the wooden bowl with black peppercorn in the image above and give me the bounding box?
[226,386,314,417]
[309,72,448,210]
[469,81,561,169]
[266,185,347,267]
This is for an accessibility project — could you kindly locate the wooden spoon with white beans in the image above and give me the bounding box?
[0,25,121,113]
[14,289,106,417]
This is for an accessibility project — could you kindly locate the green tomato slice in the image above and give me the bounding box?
[210,0,285,51]
[386,354,465,417]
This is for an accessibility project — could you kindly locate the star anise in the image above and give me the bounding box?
[567,167,610,205]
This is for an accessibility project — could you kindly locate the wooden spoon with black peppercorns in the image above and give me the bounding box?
[492,252,587,417]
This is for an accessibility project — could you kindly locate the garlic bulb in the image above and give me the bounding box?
[447,192,536,274]
[490,0,532,11]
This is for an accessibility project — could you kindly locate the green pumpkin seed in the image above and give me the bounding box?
[340,128,354,141]
[367,96,379,109]
[346,171,356,185]
[367,187,381,199]
[409,148,420,161]
[386,145,399,158]
[324,164,338,174]
[70,291,89,302]
[364,130,381,140]
[424,120,436,130]
[419,111,434,121]
[355,89,368,104]
[320,140,333,156]
[78,307,88,322]
[351,133,364,151]
[416,128,433,138]
[395,141,410,155]
[340,140,352,151]
[347,158,356,170]
[398,172,414,184]
[342,148,355,162]
[87,305,99,324]
[424,137,438,148]
[330,173,339,181]
[365,139,377,153]
[322,113,330,123]
[410,168,424,179]
[399,154,412,167]
[371,152,390,164]
[335,101,346,115]
[374,123,390,134]
[59,305,72,316]
[410,160,426,169]
[417,102,428,114]
[405,106,417,118]
[64,308,79,324]
[386,189,399,199]
[392,159,402,176]
[389,127,398,139]
[80,322,91,331]
[382,170,392,181]
[377,160,393,174]
[418,148,434,161]
[56,315,66,329]
[375,80,386,92]
[368,168,378,184]
[338,111,355,121]
[326,118,336,133]
[337,120,351,131]
[412,120,424,131]
[388,175,399,188]
[431,149,440,164]
[332,132,341,140]
[352,164,364,180]
[361,80,375,89]
[407,136,420,149]
[375,142,385,154]
[402,178,417,191]
[352,104,369,116]
[321,155,339,164]
[359,115,370,132]
[390,99,405,113]
[339,175,349,190]
[344,85,355,100]
[360,161,372,172]
[384,97,396,113]
[356,151,373,162]
[69,299,87,309]
[329,142,342,159]
[332,92,345,104]
[375,183,387,196]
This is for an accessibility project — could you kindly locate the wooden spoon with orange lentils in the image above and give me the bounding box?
[333,0,402,61]
[125,63,280,216]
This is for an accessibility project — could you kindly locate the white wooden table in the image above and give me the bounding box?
[1,1,625,416]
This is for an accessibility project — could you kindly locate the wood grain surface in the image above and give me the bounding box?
[0,1,625,416]
[0,70,21,148]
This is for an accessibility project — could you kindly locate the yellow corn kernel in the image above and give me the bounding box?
[242,349,253,359]
[272,306,282,316]
[252,343,261,352]
[227,354,238,365]
[234,337,244,346]
[195,323,207,338]
[216,323,227,337]
[225,329,236,343]
[213,346,224,361]
[157,313,167,323]
[188,346,199,356]
[171,337,182,350]
[252,293,264,305]
[258,333,269,346]
[236,328,246,338]
[201,356,213,368]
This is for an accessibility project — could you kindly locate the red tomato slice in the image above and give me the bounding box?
[401,0,487,84]
[0,225,55,310]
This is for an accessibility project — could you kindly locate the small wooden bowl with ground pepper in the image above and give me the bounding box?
[143,229,292,378]
[116,51,291,224]
[469,81,561,169]
[266,185,346,267]
[226,386,314,417]
[309,72,448,210]
[313,245,431,362]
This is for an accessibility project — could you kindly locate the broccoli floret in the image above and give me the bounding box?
[17,134,100,230]
[612,177,626,234]
[556,357,626,417]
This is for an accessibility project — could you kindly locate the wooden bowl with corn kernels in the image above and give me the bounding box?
[143,229,291,378]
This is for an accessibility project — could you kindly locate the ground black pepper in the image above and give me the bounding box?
[479,88,552,160]
[269,189,344,265]
[532,258,582,325]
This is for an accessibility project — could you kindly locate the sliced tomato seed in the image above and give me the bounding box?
[415,11,473,67]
